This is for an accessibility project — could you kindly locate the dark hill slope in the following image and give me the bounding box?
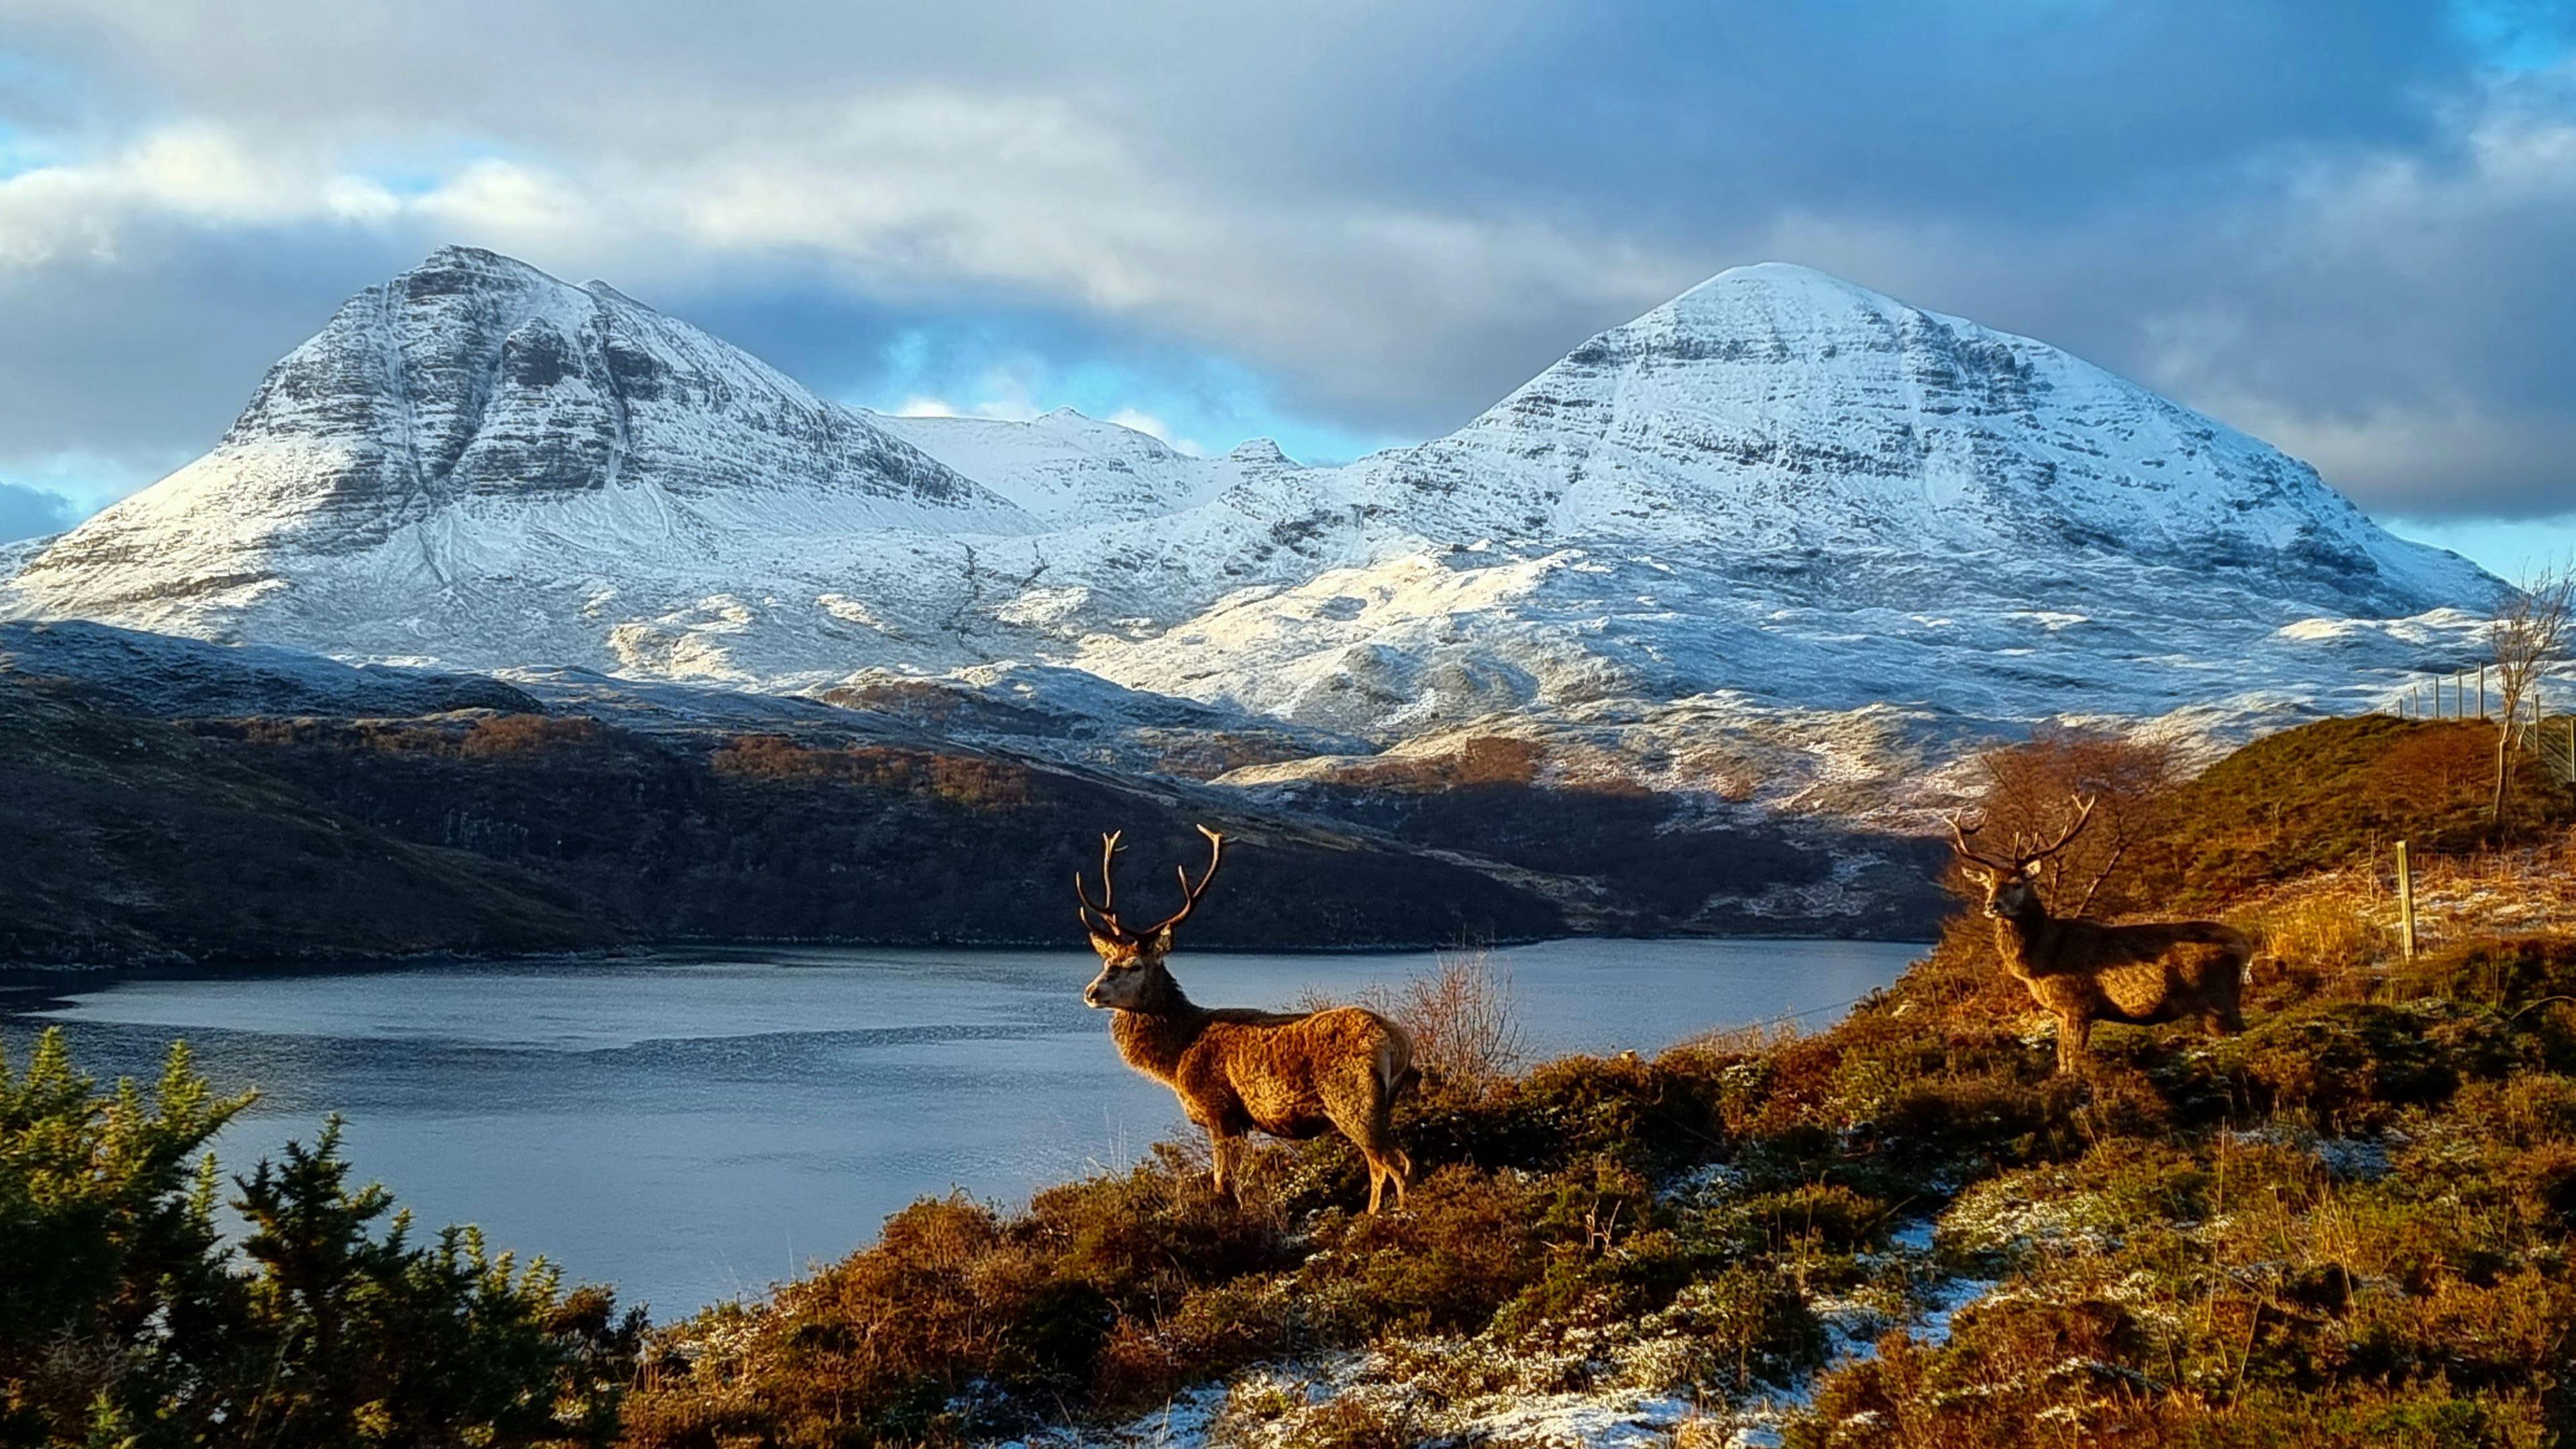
[0,678,1567,967]
[193,713,1565,949]
[0,681,606,966]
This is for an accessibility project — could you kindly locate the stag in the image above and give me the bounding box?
[1950,796,2253,1073]
[1077,826,1417,1212]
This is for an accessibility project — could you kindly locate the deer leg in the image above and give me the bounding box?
[1208,1129,1242,1201]
[2055,1012,2092,1073]
[1328,1088,1409,1216]
[1375,1106,1412,1212]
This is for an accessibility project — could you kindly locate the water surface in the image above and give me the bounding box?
[1,938,1919,1314]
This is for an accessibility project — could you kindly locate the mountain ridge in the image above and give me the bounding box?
[0,248,2498,745]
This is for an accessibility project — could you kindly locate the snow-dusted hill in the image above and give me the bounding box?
[864,408,1293,527]
[1,248,2499,747]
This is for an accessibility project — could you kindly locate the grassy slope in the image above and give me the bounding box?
[618,716,2576,1448]
[2137,716,2569,905]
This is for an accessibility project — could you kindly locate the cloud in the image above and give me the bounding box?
[0,480,76,542]
[0,0,2566,531]
[1104,409,1203,456]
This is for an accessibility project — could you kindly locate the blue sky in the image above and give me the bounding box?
[0,0,2571,575]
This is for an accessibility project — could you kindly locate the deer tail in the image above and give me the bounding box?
[1378,1024,1417,1101]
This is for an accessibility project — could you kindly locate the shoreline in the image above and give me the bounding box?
[0,927,1940,982]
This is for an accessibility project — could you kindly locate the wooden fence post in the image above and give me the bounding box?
[2396,840,2418,962]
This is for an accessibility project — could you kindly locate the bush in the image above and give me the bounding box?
[0,1030,635,1448]
[1362,947,1528,1097]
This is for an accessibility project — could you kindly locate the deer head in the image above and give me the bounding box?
[1075,825,1224,1012]
[1948,794,2095,920]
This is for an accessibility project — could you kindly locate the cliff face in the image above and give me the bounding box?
[7,246,1028,641]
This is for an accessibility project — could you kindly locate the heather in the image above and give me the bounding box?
[11,713,2576,1447]
[620,715,2576,1447]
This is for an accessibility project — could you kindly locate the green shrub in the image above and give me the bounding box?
[0,1030,633,1448]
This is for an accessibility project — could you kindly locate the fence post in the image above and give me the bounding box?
[2396,841,2418,962]
[2479,664,2487,720]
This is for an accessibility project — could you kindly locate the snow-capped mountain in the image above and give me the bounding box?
[8,248,1032,649]
[865,408,1291,527]
[1,248,2498,745]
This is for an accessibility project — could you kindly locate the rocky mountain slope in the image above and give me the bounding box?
[5,248,1033,669]
[1,251,2494,746]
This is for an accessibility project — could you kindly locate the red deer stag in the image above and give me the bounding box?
[1950,796,2253,1073]
[1076,826,1417,1212]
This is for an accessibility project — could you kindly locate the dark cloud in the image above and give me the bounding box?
[0,0,2567,529]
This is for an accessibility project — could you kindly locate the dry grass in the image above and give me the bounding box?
[2226,831,2576,972]
[612,714,2576,1448]
[1674,1016,1809,1057]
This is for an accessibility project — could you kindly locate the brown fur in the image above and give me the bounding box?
[1964,863,2253,1072]
[1087,938,1417,1212]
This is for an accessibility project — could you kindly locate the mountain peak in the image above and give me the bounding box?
[3,248,2498,735]
[1653,260,1911,327]
[1424,260,2491,619]
[1,248,1030,629]
[403,244,556,286]
[1228,437,1295,466]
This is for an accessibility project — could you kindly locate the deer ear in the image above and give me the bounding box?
[1087,933,1124,961]
[1149,926,1175,955]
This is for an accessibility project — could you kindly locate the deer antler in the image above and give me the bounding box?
[1074,826,1225,944]
[1136,825,1224,940]
[1946,810,2017,871]
[1075,830,1127,940]
[2015,794,2097,867]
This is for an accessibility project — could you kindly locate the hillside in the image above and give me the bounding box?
[15,712,2576,1446]
[0,676,1570,965]
[0,679,608,967]
[0,620,1958,963]
[1,250,2497,753]
[605,714,2576,1447]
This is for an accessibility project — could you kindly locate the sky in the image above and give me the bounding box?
[0,1,2571,575]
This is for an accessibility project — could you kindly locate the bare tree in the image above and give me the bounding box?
[1362,947,1527,1092]
[2489,564,2575,827]
[1971,727,2178,917]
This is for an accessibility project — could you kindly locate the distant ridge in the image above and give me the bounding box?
[2,249,2496,738]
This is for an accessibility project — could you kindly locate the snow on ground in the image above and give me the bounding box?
[998,1212,2004,1449]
